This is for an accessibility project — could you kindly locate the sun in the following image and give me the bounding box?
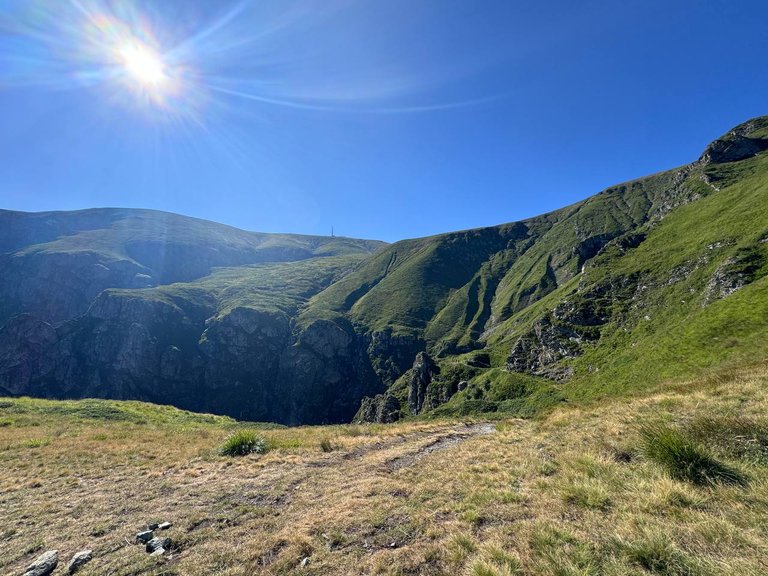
[119,42,167,88]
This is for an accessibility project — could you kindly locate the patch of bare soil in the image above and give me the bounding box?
[385,422,496,471]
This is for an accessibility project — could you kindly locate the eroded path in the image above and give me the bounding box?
[385,422,497,471]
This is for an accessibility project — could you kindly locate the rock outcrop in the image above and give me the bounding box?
[506,316,582,381]
[701,119,768,164]
[408,352,440,415]
[353,393,402,424]
[702,246,764,306]
[67,550,93,574]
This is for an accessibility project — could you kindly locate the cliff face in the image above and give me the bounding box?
[3,117,768,424]
[0,264,394,424]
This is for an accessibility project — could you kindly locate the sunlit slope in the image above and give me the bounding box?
[304,154,703,355]
[0,207,384,324]
[414,117,768,417]
[307,117,768,419]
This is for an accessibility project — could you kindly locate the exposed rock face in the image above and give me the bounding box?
[701,119,768,164]
[0,251,153,326]
[353,393,401,424]
[704,259,751,303]
[506,316,581,381]
[0,295,386,424]
[367,328,425,385]
[408,352,440,414]
[279,319,380,425]
[506,274,637,381]
[0,314,58,395]
[702,247,763,305]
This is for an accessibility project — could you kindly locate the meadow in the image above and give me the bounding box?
[3,362,768,575]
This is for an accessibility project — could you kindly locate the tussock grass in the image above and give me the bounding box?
[218,430,268,457]
[684,414,768,463]
[319,436,338,452]
[561,478,612,510]
[612,528,712,576]
[638,423,747,486]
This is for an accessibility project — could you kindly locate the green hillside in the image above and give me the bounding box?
[0,207,384,325]
[325,117,768,421]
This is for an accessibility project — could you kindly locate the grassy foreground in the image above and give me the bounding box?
[2,365,768,575]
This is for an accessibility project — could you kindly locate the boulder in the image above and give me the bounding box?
[67,550,93,574]
[146,537,171,554]
[136,530,154,543]
[23,550,58,576]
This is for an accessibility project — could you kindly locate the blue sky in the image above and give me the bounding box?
[1,0,767,242]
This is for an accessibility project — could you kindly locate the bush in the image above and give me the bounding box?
[639,423,747,486]
[218,430,268,457]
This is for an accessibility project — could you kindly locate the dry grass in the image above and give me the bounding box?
[2,364,768,575]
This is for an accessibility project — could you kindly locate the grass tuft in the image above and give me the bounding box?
[684,415,768,464]
[561,479,612,510]
[319,437,336,452]
[218,430,268,457]
[639,423,747,486]
[614,529,711,576]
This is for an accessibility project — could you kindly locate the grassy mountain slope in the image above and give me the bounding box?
[104,255,365,322]
[303,163,697,354]
[0,207,384,325]
[331,117,768,420]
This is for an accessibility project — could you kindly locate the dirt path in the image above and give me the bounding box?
[385,422,497,471]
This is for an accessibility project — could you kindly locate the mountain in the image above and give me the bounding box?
[0,208,383,325]
[0,208,385,423]
[1,117,767,424]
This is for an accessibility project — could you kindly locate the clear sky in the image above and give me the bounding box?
[1,0,767,242]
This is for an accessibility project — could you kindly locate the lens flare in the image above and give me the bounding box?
[0,0,501,131]
[119,42,166,88]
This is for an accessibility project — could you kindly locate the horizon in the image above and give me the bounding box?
[2,1,768,242]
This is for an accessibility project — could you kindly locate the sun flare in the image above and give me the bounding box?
[119,42,166,88]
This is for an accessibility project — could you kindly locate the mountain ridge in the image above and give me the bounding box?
[2,115,767,424]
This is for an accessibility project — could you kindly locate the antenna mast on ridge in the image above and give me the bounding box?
[331,225,335,238]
